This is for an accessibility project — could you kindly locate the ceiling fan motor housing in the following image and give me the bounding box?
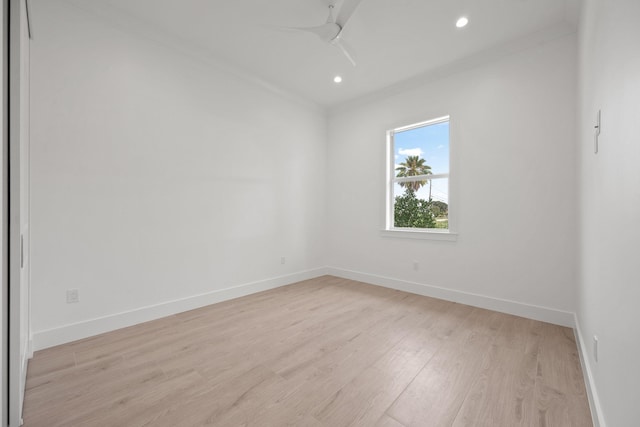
[317,22,342,42]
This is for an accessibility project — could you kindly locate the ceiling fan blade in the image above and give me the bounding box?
[284,23,341,42]
[332,37,357,66]
[335,0,365,31]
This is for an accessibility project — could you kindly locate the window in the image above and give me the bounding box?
[385,116,454,239]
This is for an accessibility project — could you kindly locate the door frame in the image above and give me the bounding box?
[1,0,9,425]
[8,0,30,425]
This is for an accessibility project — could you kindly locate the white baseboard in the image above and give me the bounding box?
[326,267,575,327]
[27,336,33,359]
[34,266,576,349]
[33,268,328,351]
[32,265,603,426]
[573,315,607,427]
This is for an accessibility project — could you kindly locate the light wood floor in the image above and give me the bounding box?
[23,276,593,426]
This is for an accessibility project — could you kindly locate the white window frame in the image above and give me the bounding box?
[382,115,457,241]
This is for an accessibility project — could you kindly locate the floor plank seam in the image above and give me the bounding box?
[383,347,439,423]
[384,411,408,426]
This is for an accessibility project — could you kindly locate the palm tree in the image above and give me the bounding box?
[395,155,432,194]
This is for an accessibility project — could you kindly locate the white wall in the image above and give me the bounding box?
[578,0,640,425]
[327,35,579,319]
[29,0,327,347]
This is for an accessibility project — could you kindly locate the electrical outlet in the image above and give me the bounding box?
[280,257,286,265]
[593,335,599,362]
[66,289,79,304]
[413,261,419,271]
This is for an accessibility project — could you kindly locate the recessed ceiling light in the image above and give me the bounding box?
[456,16,469,28]
[333,75,343,83]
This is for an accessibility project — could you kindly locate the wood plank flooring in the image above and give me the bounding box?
[22,276,593,426]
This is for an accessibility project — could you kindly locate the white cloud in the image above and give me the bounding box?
[437,144,445,149]
[398,148,424,156]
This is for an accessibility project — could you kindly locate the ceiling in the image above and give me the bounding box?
[64,0,581,107]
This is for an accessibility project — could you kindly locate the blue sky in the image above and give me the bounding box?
[394,121,449,204]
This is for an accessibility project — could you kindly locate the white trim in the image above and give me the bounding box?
[387,116,452,233]
[380,229,457,241]
[393,173,449,184]
[8,1,30,424]
[326,267,575,327]
[61,0,323,114]
[30,266,601,427]
[385,131,394,229]
[573,315,607,427]
[330,23,576,114]
[27,336,33,359]
[32,268,328,351]
[0,2,7,425]
[392,115,450,133]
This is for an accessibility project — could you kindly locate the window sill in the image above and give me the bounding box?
[380,229,458,241]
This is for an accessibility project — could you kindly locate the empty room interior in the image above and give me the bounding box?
[1,0,639,426]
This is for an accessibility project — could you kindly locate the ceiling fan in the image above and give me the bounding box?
[288,0,366,66]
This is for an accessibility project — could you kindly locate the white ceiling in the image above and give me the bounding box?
[65,0,581,107]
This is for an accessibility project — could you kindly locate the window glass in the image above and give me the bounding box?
[388,117,450,231]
